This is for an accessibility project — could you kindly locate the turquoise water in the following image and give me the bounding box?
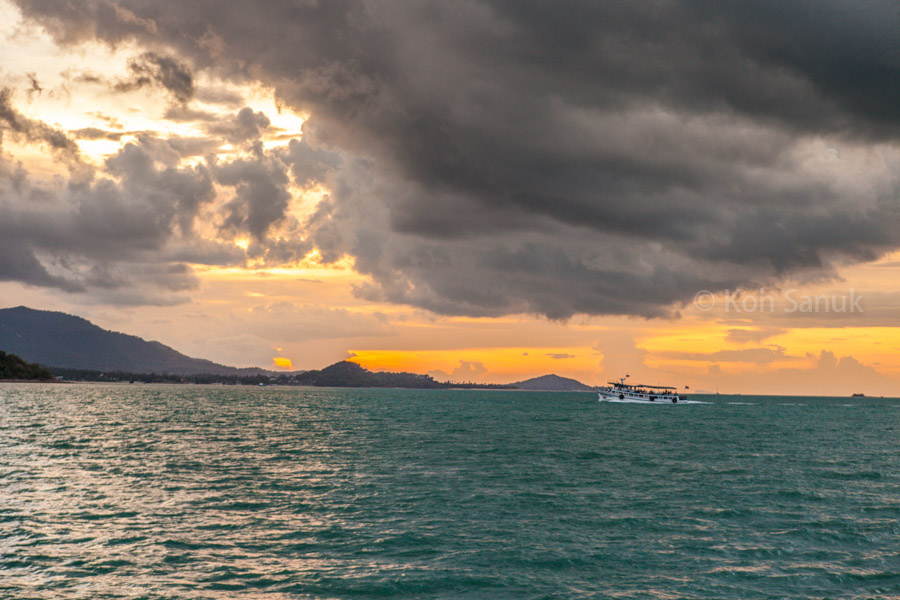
[2,384,900,599]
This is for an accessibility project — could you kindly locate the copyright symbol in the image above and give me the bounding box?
[694,290,715,311]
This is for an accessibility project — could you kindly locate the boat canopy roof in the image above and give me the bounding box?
[608,382,677,390]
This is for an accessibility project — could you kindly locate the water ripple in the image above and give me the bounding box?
[3,384,900,598]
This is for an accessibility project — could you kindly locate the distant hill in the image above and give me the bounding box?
[0,349,54,381]
[512,374,594,392]
[0,306,267,376]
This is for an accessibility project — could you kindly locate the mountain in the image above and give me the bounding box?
[0,349,54,381]
[512,374,594,392]
[0,306,265,376]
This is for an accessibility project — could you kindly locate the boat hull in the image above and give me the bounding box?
[598,390,681,403]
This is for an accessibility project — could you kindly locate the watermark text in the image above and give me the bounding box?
[693,288,863,313]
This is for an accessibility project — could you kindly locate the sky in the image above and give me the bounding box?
[2,0,900,395]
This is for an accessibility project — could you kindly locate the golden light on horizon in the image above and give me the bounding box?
[349,347,603,384]
[192,256,364,283]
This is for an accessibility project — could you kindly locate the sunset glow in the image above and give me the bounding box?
[3,0,900,395]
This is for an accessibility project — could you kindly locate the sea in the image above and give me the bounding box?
[2,384,900,599]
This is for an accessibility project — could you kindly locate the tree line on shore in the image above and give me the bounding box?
[46,360,514,389]
[0,350,54,381]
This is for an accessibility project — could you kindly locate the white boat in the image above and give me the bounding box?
[598,375,686,404]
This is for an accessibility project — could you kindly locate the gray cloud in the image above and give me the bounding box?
[213,146,292,241]
[162,105,218,122]
[282,130,342,187]
[114,52,194,105]
[11,0,900,317]
[194,86,244,106]
[0,88,84,168]
[208,107,271,144]
[69,52,195,106]
[71,127,124,141]
[0,90,316,304]
[0,127,224,303]
[159,135,222,158]
[0,238,84,292]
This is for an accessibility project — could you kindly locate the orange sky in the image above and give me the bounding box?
[1,0,899,396]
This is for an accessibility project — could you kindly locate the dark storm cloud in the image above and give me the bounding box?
[11,0,900,316]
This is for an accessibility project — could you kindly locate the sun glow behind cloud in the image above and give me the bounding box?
[272,356,293,369]
[0,0,324,289]
[1,2,307,169]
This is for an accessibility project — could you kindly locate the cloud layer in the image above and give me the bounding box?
[7,0,900,317]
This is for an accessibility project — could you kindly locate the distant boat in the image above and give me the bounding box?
[598,375,686,404]
[851,392,865,397]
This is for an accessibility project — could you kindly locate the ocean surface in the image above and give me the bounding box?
[3,384,900,599]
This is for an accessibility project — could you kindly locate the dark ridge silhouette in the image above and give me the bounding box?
[0,306,267,376]
[512,374,594,392]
